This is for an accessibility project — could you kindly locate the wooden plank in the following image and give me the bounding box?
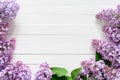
[8,24,103,35]
[12,54,94,68]
[6,35,104,55]
[14,14,95,24]
[18,0,120,7]
[17,0,120,15]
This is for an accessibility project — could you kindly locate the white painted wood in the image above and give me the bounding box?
[12,55,94,65]
[7,0,119,77]
[8,35,103,55]
[9,24,103,35]
[14,14,95,25]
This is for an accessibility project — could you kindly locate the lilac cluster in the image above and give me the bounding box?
[0,38,15,71]
[92,39,120,68]
[76,59,120,80]
[0,61,31,80]
[0,0,20,21]
[34,62,52,80]
[0,0,19,71]
[0,22,8,40]
[0,38,15,54]
[96,9,116,26]
[96,4,120,45]
[96,5,120,27]
[79,59,105,80]
[92,4,120,69]
[103,66,120,80]
[103,25,120,44]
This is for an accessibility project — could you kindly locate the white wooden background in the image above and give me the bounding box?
[7,0,120,78]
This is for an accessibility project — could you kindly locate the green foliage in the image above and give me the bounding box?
[71,67,81,80]
[51,74,68,80]
[50,67,86,80]
[81,76,87,80]
[51,67,68,77]
[95,52,111,66]
[104,60,111,66]
[95,52,102,61]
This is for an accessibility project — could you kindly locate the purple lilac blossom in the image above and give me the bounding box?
[76,59,120,80]
[0,52,11,71]
[96,5,120,27]
[34,62,52,80]
[103,25,120,44]
[0,0,20,20]
[117,5,120,14]
[0,38,15,71]
[80,59,105,80]
[0,22,8,40]
[103,66,120,80]
[92,39,120,68]
[0,61,31,80]
[0,38,15,54]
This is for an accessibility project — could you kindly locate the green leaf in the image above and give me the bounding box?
[51,67,68,77]
[51,75,58,80]
[95,52,102,61]
[104,60,111,66]
[81,76,87,80]
[95,52,111,66]
[71,67,81,80]
[68,77,72,80]
[66,76,72,80]
[51,74,67,80]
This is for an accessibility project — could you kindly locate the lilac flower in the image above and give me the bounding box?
[0,38,15,54]
[0,22,8,40]
[103,66,120,80]
[0,0,20,20]
[96,9,115,21]
[76,59,120,80]
[34,62,52,80]
[96,5,120,27]
[92,39,120,68]
[0,52,11,71]
[117,4,120,14]
[0,61,31,80]
[0,38,15,71]
[79,59,105,80]
[103,25,120,44]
